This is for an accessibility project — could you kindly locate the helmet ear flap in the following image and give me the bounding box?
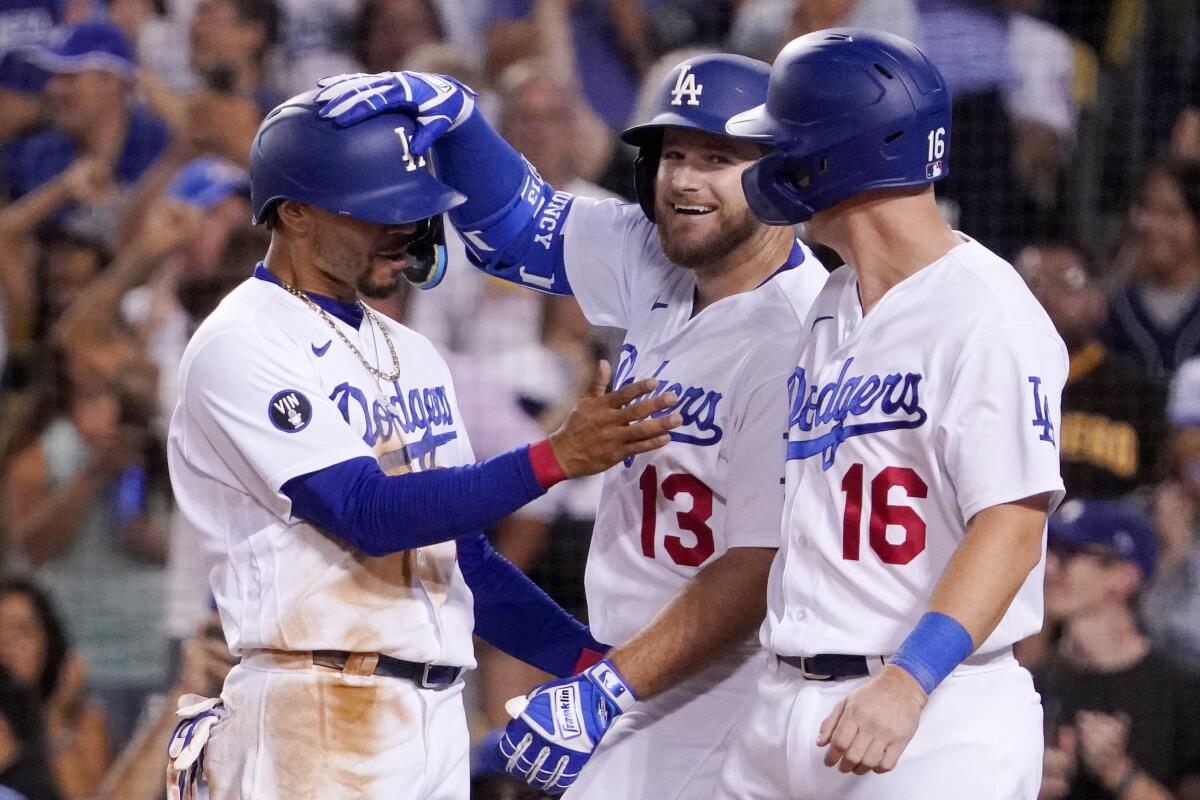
[633,141,661,223]
[401,215,449,290]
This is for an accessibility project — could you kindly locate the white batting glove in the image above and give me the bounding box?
[166,693,224,800]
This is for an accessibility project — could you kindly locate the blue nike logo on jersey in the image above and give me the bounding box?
[312,340,332,357]
[651,301,669,310]
[810,315,834,331]
[786,357,927,469]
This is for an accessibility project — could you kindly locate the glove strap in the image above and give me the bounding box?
[584,659,637,714]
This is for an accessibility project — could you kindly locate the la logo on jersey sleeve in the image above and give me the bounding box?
[1027,376,1056,445]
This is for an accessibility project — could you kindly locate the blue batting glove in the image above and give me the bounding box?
[496,659,637,794]
[314,71,477,153]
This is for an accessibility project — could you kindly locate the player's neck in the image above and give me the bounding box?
[819,190,960,315]
[690,225,794,315]
[1059,604,1150,672]
[263,238,357,303]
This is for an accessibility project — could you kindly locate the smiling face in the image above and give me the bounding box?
[653,127,763,270]
[1129,167,1200,284]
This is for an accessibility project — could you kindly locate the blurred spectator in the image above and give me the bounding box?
[0,351,169,748]
[134,0,281,172]
[1103,158,1200,378]
[0,156,112,356]
[428,0,487,65]
[1005,11,1078,211]
[0,0,88,143]
[408,59,620,364]
[1037,499,1200,800]
[0,580,108,799]
[486,0,662,131]
[353,0,444,75]
[915,0,1078,255]
[1018,237,1166,498]
[3,20,167,215]
[0,667,61,800]
[730,0,922,61]
[96,613,235,800]
[272,0,362,94]
[1145,368,1200,663]
[188,0,280,106]
[106,0,194,92]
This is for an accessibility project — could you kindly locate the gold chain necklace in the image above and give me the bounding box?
[276,277,401,382]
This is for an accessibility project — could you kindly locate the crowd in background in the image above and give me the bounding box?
[0,0,1197,798]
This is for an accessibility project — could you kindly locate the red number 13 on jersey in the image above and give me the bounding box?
[840,463,928,565]
[639,465,715,567]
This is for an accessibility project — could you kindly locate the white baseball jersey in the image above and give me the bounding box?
[555,197,827,647]
[768,236,1067,658]
[167,265,477,668]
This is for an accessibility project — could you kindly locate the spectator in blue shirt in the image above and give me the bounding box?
[2,20,167,212]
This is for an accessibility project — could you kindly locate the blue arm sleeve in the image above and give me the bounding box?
[458,532,607,677]
[431,112,576,296]
[280,449,546,557]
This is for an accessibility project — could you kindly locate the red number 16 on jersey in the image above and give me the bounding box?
[840,463,928,565]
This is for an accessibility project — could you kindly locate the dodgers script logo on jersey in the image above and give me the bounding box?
[613,344,723,450]
[329,378,458,472]
[786,357,927,470]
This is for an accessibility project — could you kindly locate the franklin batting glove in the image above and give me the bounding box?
[496,659,637,794]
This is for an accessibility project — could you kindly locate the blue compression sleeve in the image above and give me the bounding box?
[281,449,546,557]
[432,112,574,294]
[458,532,607,677]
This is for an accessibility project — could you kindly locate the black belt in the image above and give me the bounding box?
[778,653,882,681]
[311,650,463,689]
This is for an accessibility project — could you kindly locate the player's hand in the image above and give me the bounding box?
[314,71,477,152]
[496,659,636,794]
[548,360,681,478]
[816,664,927,775]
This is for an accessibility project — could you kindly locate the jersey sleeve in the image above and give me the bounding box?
[560,196,667,329]
[722,373,790,549]
[938,325,1068,522]
[180,327,373,497]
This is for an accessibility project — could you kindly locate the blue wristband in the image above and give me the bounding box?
[888,612,974,695]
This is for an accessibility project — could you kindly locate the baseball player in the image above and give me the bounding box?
[313,55,827,798]
[710,30,1067,799]
[163,92,684,800]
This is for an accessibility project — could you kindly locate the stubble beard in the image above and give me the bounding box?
[657,205,760,270]
[312,226,400,300]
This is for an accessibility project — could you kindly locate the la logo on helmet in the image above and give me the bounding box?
[393,126,426,172]
[670,65,702,107]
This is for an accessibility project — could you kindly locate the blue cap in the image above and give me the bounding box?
[1048,499,1158,581]
[30,21,136,77]
[168,157,250,209]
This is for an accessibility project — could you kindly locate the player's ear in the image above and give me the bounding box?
[274,200,312,235]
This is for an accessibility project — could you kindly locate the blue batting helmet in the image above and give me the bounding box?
[250,90,466,288]
[620,53,771,222]
[726,29,952,225]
